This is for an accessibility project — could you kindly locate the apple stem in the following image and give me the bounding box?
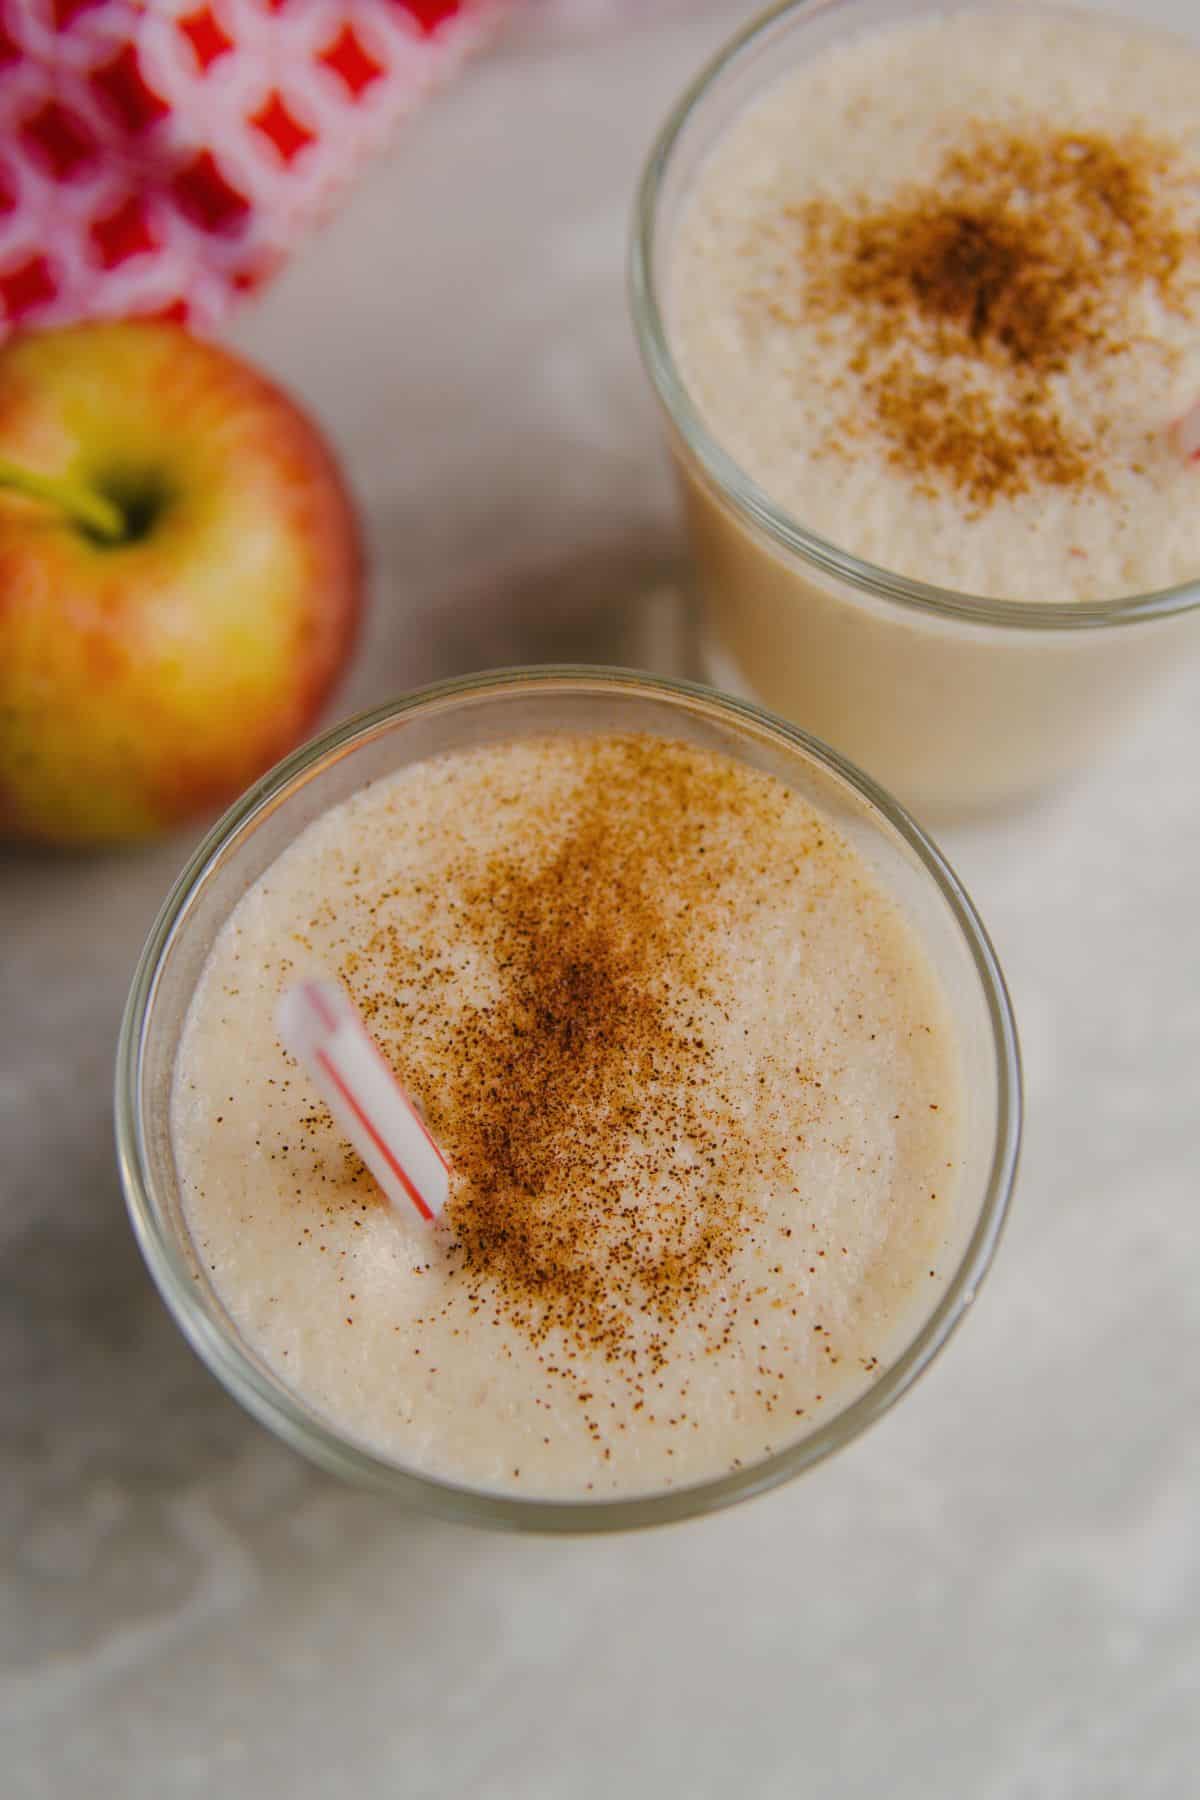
[0,457,126,544]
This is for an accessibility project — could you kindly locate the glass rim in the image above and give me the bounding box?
[116,666,1022,1533]
[629,0,1200,632]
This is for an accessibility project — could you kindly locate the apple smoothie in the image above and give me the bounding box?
[640,0,1200,814]
[169,731,965,1499]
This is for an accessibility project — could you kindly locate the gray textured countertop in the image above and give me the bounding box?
[4,4,1198,1794]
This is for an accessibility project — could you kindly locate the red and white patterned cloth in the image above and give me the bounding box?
[0,0,517,336]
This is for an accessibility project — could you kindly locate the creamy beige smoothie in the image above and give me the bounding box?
[170,733,963,1499]
[645,0,1200,814]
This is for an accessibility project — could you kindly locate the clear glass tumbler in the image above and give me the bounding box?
[116,669,1020,1532]
[630,0,1200,819]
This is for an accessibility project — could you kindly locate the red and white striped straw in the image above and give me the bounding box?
[1168,400,1200,464]
[276,979,450,1223]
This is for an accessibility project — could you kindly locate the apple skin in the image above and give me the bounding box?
[0,321,363,844]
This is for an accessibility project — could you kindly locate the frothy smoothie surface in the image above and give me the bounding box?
[172,737,962,1498]
[670,6,1200,601]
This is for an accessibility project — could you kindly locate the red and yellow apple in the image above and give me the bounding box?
[0,321,362,844]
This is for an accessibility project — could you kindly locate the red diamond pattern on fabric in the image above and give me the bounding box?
[0,0,512,339]
[395,1,464,34]
[249,91,316,166]
[171,150,251,234]
[317,24,386,100]
[0,253,59,321]
[91,45,171,135]
[90,192,157,269]
[178,7,235,75]
[20,100,98,181]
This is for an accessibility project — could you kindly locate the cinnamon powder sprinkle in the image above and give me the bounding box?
[346,740,811,1378]
[763,125,1199,505]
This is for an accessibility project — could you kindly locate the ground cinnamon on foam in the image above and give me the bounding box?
[346,740,803,1382]
[761,125,1197,505]
[174,732,960,1486]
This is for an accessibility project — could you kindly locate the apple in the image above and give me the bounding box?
[0,321,363,844]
